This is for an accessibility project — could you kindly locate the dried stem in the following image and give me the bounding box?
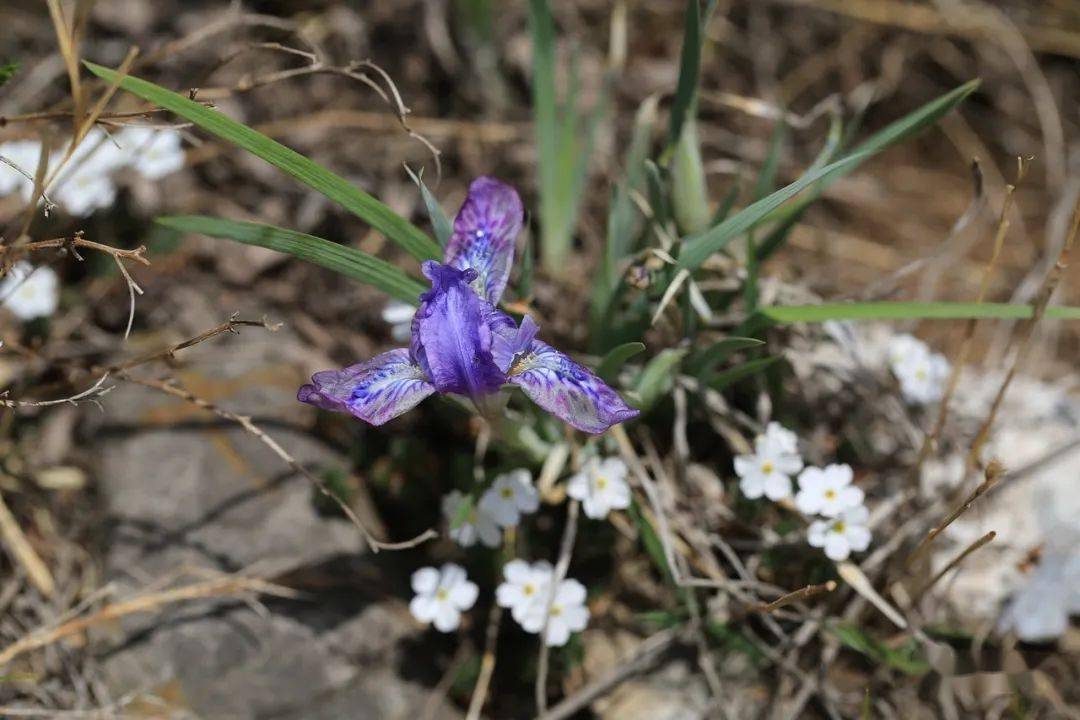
[914,160,1024,476]
[905,459,1005,571]
[535,499,581,714]
[123,375,436,553]
[753,581,837,614]
[912,531,997,604]
[0,573,297,667]
[0,490,55,598]
[967,198,1080,468]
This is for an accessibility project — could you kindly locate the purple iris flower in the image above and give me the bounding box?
[298,177,639,434]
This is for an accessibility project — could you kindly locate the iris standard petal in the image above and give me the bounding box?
[507,340,639,434]
[445,176,524,304]
[297,348,435,425]
[413,261,506,397]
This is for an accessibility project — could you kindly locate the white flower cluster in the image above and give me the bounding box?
[734,422,871,561]
[408,558,590,646]
[497,560,589,646]
[0,261,59,321]
[888,334,949,405]
[0,127,185,216]
[411,467,594,644]
[442,469,540,548]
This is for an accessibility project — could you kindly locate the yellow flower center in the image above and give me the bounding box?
[595,476,608,490]
[915,369,927,380]
[833,521,846,533]
[523,583,535,596]
[761,461,774,474]
[467,510,477,523]
[436,588,449,601]
[550,605,562,617]
[500,487,514,499]
[824,489,836,501]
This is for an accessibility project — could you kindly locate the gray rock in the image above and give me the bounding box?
[87,316,458,719]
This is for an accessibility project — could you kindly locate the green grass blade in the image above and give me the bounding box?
[634,348,687,412]
[685,337,764,377]
[157,215,427,304]
[678,151,866,271]
[667,0,703,146]
[404,166,453,248]
[678,80,979,272]
[85,61,440,263]
[760,302,1080,323]
[597,341,646,383]
[707,355,780,391]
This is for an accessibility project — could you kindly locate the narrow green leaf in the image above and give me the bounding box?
[746,120,787,311]
[707,355,780,391]
[829,623,930,676]
[678,151,866,271]
[157,215,426,304]
[404,165,453,248]
[685,337,764,377]
[760,302,1080,323]
[85,61,439,263]
[710,176,741,226]
[634,348,687,412]
[597,341,646,382]
[627,500,675,586]
[678,80,979,272]
[667,0,702,146]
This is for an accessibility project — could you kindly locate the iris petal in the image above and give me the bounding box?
[507,340,640,434]
[445,176,524,304]
[413,261,505,397]
[297,348,435,425]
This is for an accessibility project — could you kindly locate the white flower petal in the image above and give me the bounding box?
[432,603,461,632]
[823,533,851,561]
[410,594,439,624]
[411,567,440,595]
[450,580,479,610]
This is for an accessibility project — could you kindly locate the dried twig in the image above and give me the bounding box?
[535,499,580,714]
[536,627,683,720]
[912,531,996,604]
[0,573,296,667]
[123,375,436,553]
[0,490,55,598]
[905,459,1004,571]
[913,160,1023,476]
[968,198,1080,467]
[465,605,502,720]
[752,581,837,614]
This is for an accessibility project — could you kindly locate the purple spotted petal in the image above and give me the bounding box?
[297,348,435,426]
[507,340,640,434]
[445,176,524,304]
[413,261,505,397]
[487,311,540,375]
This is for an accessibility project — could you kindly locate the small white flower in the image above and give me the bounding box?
[115,127,185,179]
[566,457,631,520]
[807,505,872,561]
[0,262,59,320]
[0,140,46,199]
[998,552,1080,642]
[888,334,950,405]
[409,563,478,632]
[495,559,553,624]
[479,469,540,527]
[733,422,804,501]
[52,130,126,216]
[442,490,501,548]
[381,300,415,343]
[795,464,864,518]
[518,577,590,647]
